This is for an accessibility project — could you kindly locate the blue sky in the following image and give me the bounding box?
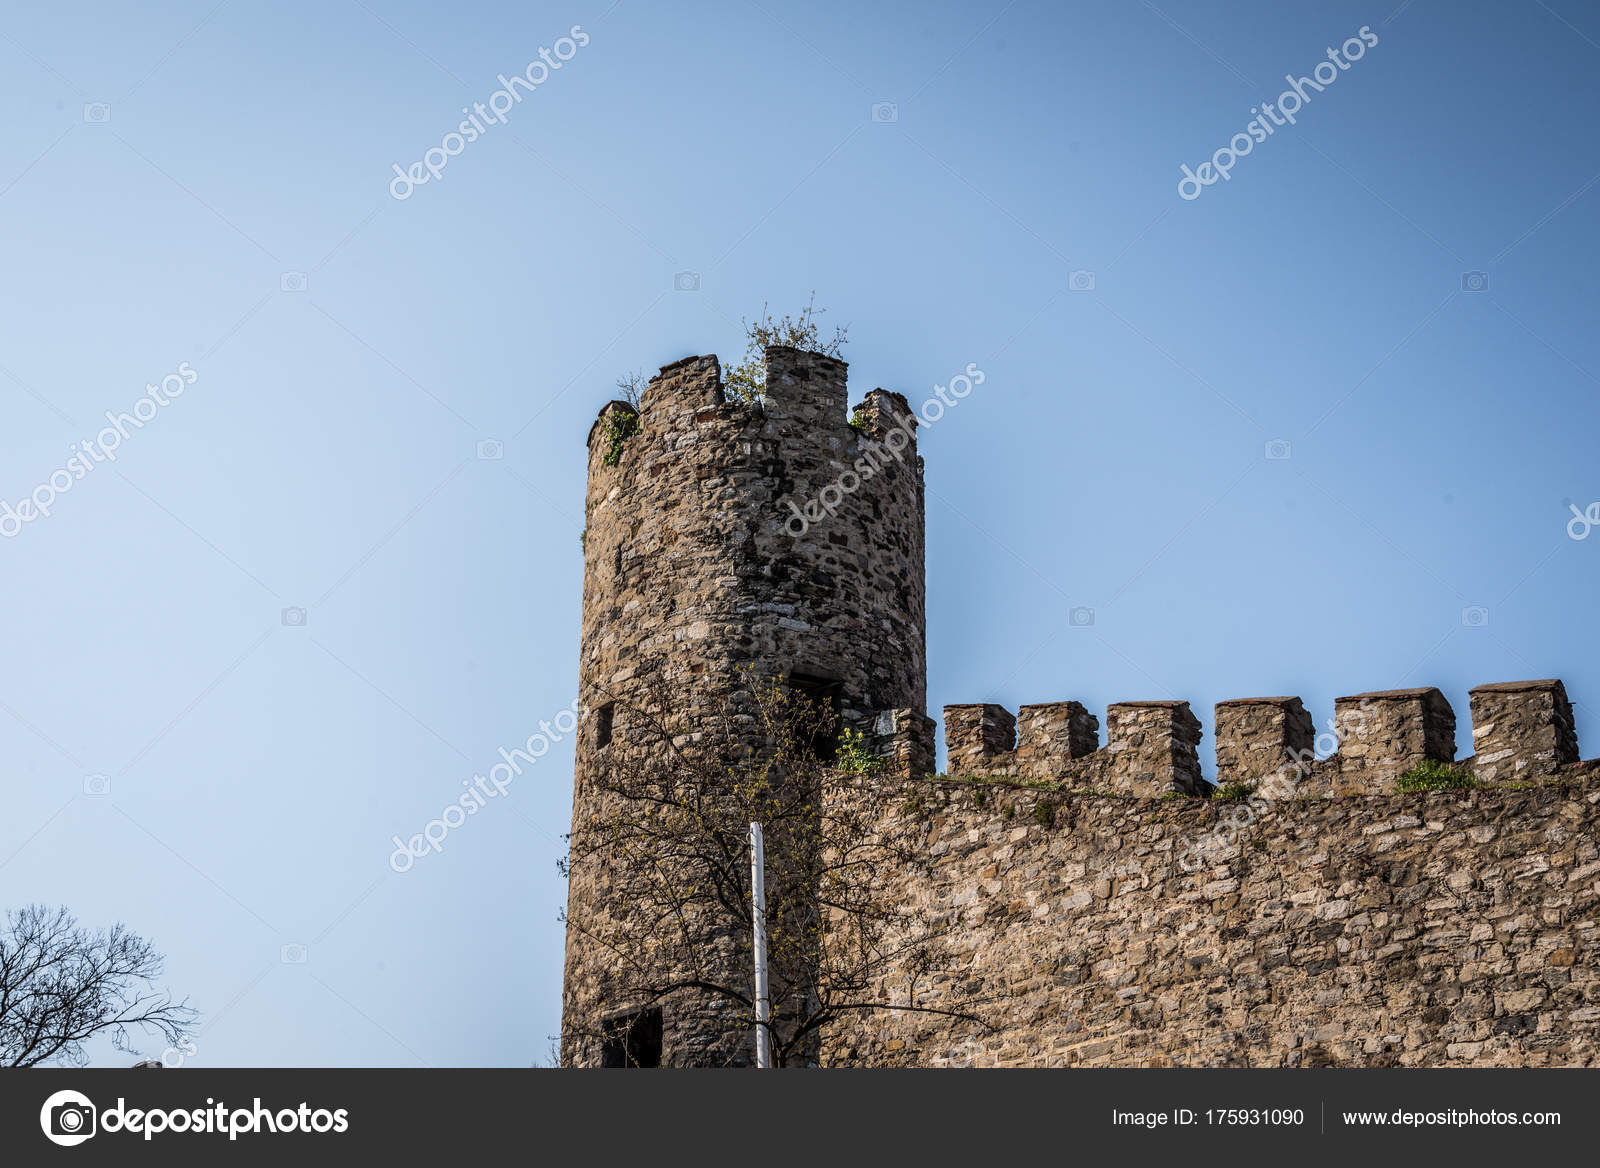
[1,0,1596,1066]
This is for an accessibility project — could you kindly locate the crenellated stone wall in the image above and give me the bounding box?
[943,700,1207,794]
[818,677,1600,1067]
[559,346,1600,1071]
[939,682,1573,796]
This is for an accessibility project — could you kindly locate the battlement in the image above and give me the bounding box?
[941,679,1583,796]
[762,345,848,426]
[944,699,1206,794]
[586,348,919,469]
[565,340,1600,1070]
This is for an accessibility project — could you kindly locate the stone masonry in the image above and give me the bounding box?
[822,777,1600,1067]
[562,345,1600,1069]
[1469,680,1578,783]
[563,347,929,1067]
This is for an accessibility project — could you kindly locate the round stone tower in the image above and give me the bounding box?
[560,345,928,1066]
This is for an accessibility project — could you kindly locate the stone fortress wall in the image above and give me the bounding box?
[824,680,1600,1067]
[562,345,1599,1069]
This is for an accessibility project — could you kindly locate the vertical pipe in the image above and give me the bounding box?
[750,821,771,1068]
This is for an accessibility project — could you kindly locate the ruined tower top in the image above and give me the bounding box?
[575,345,930,743]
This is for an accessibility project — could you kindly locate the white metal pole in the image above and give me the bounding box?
[750,821,771,1068]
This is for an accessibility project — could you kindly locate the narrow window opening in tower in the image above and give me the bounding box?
[595,703,615,749]
[600,1008,662,1068]
[788,673,843,762]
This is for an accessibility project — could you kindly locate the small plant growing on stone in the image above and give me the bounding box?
[1211,782,1256,803]
[834,728,883,775]
[722,293,849,404]
[601,409,639,467]
[1032,802,1056,829]
[1395,759,1477,793]
[849,404,871,435]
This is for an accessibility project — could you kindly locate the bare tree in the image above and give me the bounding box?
[0,905,196,1067]
[614,370,647,410]
[721,294,849,404]
[610,297,848,411]
[561,675,993,1066]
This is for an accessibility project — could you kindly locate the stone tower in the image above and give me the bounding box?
[560,346,932,1066]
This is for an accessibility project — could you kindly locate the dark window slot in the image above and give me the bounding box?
[600,1008,662,1068]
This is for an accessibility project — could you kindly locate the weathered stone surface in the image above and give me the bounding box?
[1017,702,1100,769]
[1331,688,1456,794]
[563,348,928,1067]
[1215,698,1314,788]
[1105,702,1205,795]
[941,700,1205,796]
[1469,680,1578,783]
[943,704,1016,769]
[562,348,1600,1070]
[822,778,1600,1067]
[870,707,936,778]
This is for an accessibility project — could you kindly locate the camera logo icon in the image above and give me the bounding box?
[83,773,110,796]
[82,103,111,123]
[281,943,308,964]
[1461,271,1489,292]
[281,606,307,627]
[1069,606,1095,627]
[280,271,308,293]
[673,271,700,292]
[871,102,898,123]
[1265,439,1292,460]
[1462,605,1490,628]
[1068,270,1096,292]
[476,439,503,460]
[40,1089,97,1146]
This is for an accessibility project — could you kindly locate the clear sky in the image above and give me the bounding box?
[2,0,1597,1067]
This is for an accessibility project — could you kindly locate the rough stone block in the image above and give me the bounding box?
[1214,697,1314,793]
[852,388,918,444]
[639,354,723,430]
[1468,680,1577,783]
[872,707,936,778]
[1332,687,1455,793]
[1104,701,1204,795]
[944,704,1016,772]
[763,345,847,427]
[1015,701,1099,777]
